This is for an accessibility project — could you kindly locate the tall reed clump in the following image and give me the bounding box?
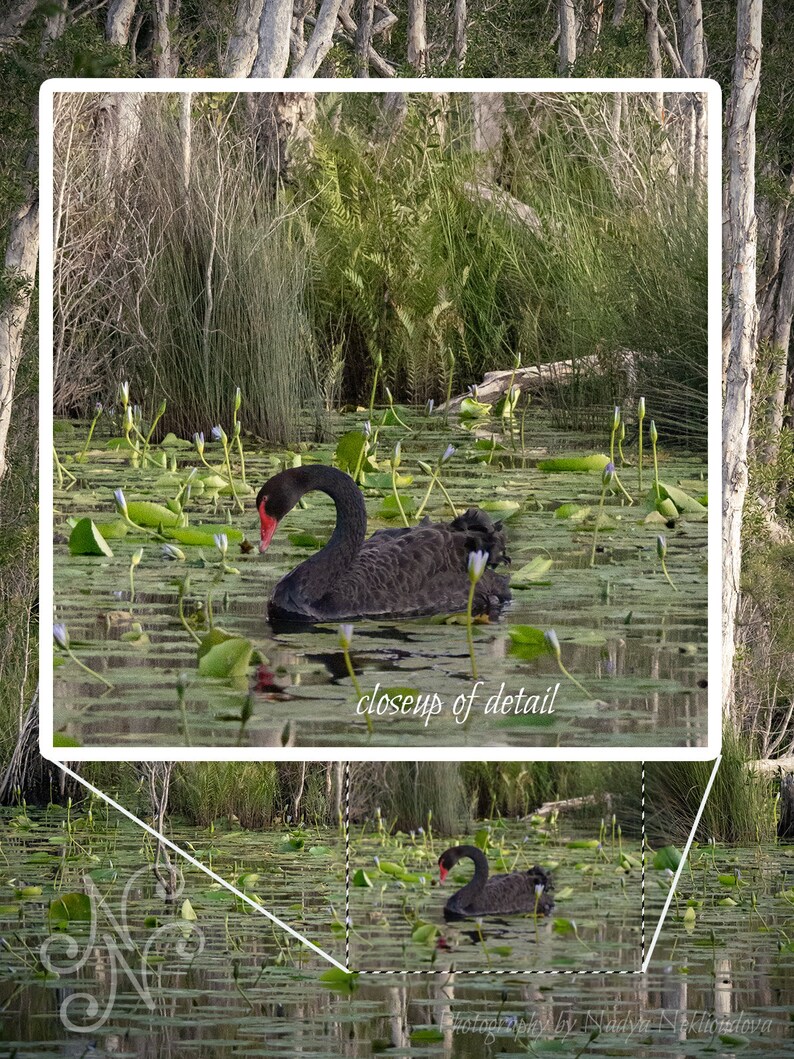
[108,96,323,443]
[168,762,280,829]
[292,92,707,424]
[461,761,639,822]
[645,730,778,845]
[377,762,469,836]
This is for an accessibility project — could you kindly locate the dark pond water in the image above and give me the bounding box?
[52,407,708,749]
[2,806,792,1057]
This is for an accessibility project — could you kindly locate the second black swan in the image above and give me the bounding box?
[438,845,554,920]
[256,465,511,622]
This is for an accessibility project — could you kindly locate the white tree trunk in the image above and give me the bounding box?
[152,0,178,76]
[222,0,265,76]
[407,0,427,72]
[0,197,38,482]
[645,0,664,119]
[454,0,467,70]
[355,0,374,76]
[0,1,39,52]
[558,0,577,73]
[179,92,192,193]
[722,0,763,720]
[105,0,137,46]
[291,0,345,76]
[251,0,293,76]
[612,0,627,25]
[678,0,705,77]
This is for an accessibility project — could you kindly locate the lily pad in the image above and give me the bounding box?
[126,501,181,529]
[653,845,682,871]
[198,635,254,678]
[49,892,92,926]
[537,454,611,473]
[335,431,367,474]
[68,518,113,557]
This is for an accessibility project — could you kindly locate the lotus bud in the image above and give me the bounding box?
[214,532,229,557]
[393,441,401,468]
[602,461,615,486]
[53,623,69,649]
[650,420,658,444]
[467,549,488,583]
[194,431,205,456]
[234,386,242,413]
[233,420,241,438]
[162,543,186,561]
[425,398,435,416]
[441,444,455,463]
[363,420,372,438]
[157,399,167,418]
[119,380,130,406]
[385,386,394,405]
[544,628,561,658]
[131,548,144,567]
[124,405,133,429]
[638,396,646,421]
[656,534,667,560]
[211,424,227,444]
[338,624,354,649]
[612,406,621,431]
[513,350,522,369]
[374,350,383,369]
[113,488,128,517]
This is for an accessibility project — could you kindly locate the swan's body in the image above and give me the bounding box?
[256,466,511,622]
[438,845,554,920]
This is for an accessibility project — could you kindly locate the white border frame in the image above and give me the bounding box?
[39,77,722,764]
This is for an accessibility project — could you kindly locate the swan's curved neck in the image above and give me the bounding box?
[303,466,367,570]
[449,845,489,906]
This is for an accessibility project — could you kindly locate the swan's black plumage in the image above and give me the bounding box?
[439,845,554,920]
[256,465,511,623]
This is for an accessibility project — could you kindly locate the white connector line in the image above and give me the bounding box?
[640,755,722,972]
[57,763,350,973]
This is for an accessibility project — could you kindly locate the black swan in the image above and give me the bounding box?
[438,845,554,920]
[256,465,511,622]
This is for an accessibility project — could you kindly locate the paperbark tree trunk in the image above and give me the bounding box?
[152,0,179,76]
[722,0,763,721]
[558,0,577,74]
[454,0,467,70]
[644,0,664,119]
[222,0,266,76]
[355,0,374,76]
[291,0,345,76]
[0,197,38,483]
[105,0,138,46]
[579,0,604,56]
[406,0,427,72]
[0,0,39,51]
[251,0,293,76]
[612,0,627,25]
[471,92,505,182]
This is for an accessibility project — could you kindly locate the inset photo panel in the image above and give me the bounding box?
[40,78,721,761]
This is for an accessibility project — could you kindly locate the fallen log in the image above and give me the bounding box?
[530,792,613,818]
[442,350,639,412]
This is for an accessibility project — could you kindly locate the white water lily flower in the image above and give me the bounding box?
[467,549,489,582]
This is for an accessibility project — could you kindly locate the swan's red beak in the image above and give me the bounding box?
[258,501,279,554]
[439,865,448,883]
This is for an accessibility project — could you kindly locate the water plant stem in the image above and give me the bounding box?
[391,459,410,528]
[76,406,103,463]
[60,644,114,690]
[466,580,478,681]
[177,578,202,645]
[545,630,593,700]
[53,445,77,487]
